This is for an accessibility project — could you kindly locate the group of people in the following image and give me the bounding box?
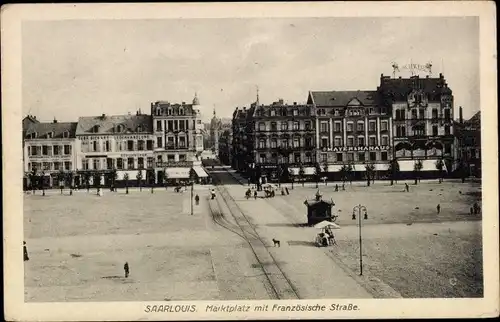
[317,227,336,247]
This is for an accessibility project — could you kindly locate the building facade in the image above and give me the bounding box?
[23,119,78,188]
[378,73,456,177]
[150,94,206,183]
[231,106,253,172]
[218,128,232,166]
[454,110,481,177]
[307,90,392,180]
[75,113,156,186]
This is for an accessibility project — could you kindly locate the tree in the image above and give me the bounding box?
[124,173,129,194]
[435,159,445,183]
[298,164,306,187]
[57,170,66,194]
[365,163,376,187]
[314,162,322,188]
[413,159,423,185]
[387,159,400,186]
[30,168,38,194]
[136,170,143,191]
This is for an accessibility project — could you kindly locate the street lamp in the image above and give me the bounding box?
[352,204,368,276]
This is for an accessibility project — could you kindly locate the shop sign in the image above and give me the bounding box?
[156,161,193,168]
[323,145,390,152]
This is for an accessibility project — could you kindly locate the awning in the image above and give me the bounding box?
[117,170,141,180]
[398,160,448,172]
[192,166,209,178]
[165,167,190,179]
[288,167,315,175]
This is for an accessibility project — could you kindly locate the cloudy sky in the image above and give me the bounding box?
[22,17,479,122]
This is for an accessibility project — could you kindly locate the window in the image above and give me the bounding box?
[369,121,376,132]
[271,122,277,131]
[180,154,187,162]
[321,153,328,162]
[126,140,133,151]
[357,122,364,131]
[53,145,60,155]
[396,109,405,120]
[347,122,353,132]
[259,153,266,163]
[444,109,451,120]
[271,139,277,148]
[336,153,343,162]
[444,125,450,135]
[381,152,388,161]
[83,159,89,170]
[157,120,162,131]
[381,121,388,131]
[411,109,418,119]
[414,125,426,136]
[334,137,342,147]
[293,109,298,116]
[147,140,153,150]
[293,138,300,148]
[305,153,312,163]
[321,138,328,148]
[347,137,354,146]
[445,144,451,154]
[334,122,341,132]
[174,120,178,131]
[281,139,288,148]
[179,137,186,148]
[369,137,376,146]
[64,162,71,170]
[358,137,365,146]
[157,137,163,148]
[136,140,143,151]
[396,126,406,137]
[270,109,276,116]
[157,155,162,163]
[281,122,288,131]
[127,158,134,169]
[147,157,154,168]
[305,121,311,130]
[93,159,100,170]
[293,121,299,130]
[320,122,328,133]
[64,145,71,155]
[259,139,266,149]
[63,131,69,138]
[419,108,425,119]
[107,158,113,169]
[347,153,354,162]
[138,157,144,169]
[54,162,61,171]
[167,155,175,161]
[105,141,111,152]
[168,120,173,131]
[369,152,377,161]
[42,162,51,171]
[42,145,48,155]
[432,109,438,119]
[167,137,174,148]
[358,152,365,162]
[294,153,301,163]
[305,137,312,147]
[259,122,266,131]
[381,136,389,146]
[432,125,438,136]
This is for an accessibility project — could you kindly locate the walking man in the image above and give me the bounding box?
[405,183,409,192]
[437,204,441,214]
[335,184,339,192]
[23,241,29,261]
[254,190,258,200]
[195,194,200,205]
[124,262,130,278]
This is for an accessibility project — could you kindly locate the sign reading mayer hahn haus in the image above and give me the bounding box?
[322,145,390,152]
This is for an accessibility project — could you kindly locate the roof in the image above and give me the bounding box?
[378,75,452,101]
[76,114,153,135]
[308,90,379,107]
[304,199,334,207]
[24,122,78,139]
[466,111,480,127]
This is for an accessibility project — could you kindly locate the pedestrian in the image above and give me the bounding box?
[470,207,474,216]
[437,204,441,214]
[124,262,129,278]
[285,187,289,195]
[211,189,216,200]
[281,188,285,196]
[405,183,409,192]
[254,190,258,200]
[195,194,200,205]
[23,241,29,261]
[335,184,339,192]
[342,183,345,191]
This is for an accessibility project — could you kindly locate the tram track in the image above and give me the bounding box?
[207,167,300,300]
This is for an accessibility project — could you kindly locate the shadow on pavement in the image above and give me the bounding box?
[286,240,317,247]
[265,223,308,228]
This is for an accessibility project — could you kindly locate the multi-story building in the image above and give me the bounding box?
[231,106,252,172]
[150,94,207,184]
[75,112,156,186]
[307,90,392,180]
[218,128,232,166]
[378,73,456,177]
[454,109,481,177]
[23,118,78,188]
[248,99,317,183]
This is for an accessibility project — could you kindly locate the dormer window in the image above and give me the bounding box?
[93,125,100,133]
[117,124,124,133]
[47,132,54,139]
[156,109,161,116]
[62,131,69,138]
[137,125,143,132]
[168,108,172,116]
[179,108,184,115]
[270,109,276,116]
[293,109,298,116]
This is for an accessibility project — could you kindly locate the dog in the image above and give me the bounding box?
[272,238,281,247]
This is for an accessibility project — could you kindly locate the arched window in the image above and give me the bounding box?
[62,131,69,138]
[117,124,124,133]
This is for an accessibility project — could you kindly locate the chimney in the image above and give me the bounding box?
[53,118,57,124]
[293,102,297,105]
[182,102,186,105]
[459,106,463,124]
[101,113,106,119]
[279,99,284,105]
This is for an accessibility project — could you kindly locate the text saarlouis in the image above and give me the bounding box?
[206,304,251,313]
[144,304,197,313]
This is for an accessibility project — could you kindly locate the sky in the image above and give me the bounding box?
[22,17,479,123]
